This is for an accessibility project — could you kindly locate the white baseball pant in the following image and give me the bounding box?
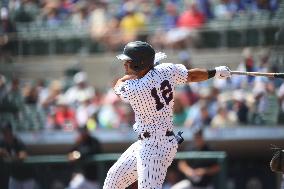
[103,133,178,189]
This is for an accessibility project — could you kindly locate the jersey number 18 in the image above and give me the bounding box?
[151,80,173,111]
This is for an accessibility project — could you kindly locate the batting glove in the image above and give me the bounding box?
[215,66,231,79]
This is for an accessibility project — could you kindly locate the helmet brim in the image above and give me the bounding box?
[116,54,132,61]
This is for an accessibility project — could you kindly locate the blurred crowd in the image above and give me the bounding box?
[0,0,281,52]
[0,46,284,132]
[173,47,284,130]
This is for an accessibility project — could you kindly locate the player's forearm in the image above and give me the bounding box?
[187,68,215,82]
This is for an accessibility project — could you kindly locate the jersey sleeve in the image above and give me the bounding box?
[172,63,188,85]
[113,81,133,103]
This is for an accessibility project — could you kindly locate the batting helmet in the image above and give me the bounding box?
[116,41,155,72]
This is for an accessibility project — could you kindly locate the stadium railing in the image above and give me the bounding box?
[5,10,284,57]
[2,151,227,189]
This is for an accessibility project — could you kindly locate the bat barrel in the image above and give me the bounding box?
[230,71,250,76]
[231,71,284,78]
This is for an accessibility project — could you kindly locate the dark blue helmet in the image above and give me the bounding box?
[117,41,155,72]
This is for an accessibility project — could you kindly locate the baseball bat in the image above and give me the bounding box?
[231,71,284,79]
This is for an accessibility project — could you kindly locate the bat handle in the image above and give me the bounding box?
[274,73,284,79]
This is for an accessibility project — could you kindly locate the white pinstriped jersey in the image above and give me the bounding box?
[114,63,188,133]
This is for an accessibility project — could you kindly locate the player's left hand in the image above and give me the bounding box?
[215,66,231,79]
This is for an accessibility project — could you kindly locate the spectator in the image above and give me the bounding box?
[250,0,279,12]
[173,95,189,127]
[199,104,212,127]
[97,90,124,129]
[89,2,109,41]
[184,100,202,129]
[0,123,37,189]
[253,80,280,125]
[230,48,254,89]
[11,0,39,23]
[184,100,212,130]
[98,15,124,52]
[211,104,237,128]
[71,1,90,27]
[164,1,205,49]
[171,129,220,189]
[75,95,97,128]
[0,76,23,113]
[256,48,270,73]
[36,79,49,105]
[232,90,249,125]
[67,126,102,189]
[178,50,193,69]
[178,2,205,29]
[57,0,72,20]
[53,95,77,131]
[41,2,62,28]
[151,0,166,21]
[119,2,146,42]
[40,80,62,113]
[213,0,240,20]
[23,85,38,105]
[203,87,219,119]
[178,85,199,108]
[149,2,179,49]
[64,71,95,108]
[239,47,256,84]
[115,101,135,129]
[196,0,214,20]
[0,7,16,63]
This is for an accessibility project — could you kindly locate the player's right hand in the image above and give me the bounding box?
[215,66,231,79]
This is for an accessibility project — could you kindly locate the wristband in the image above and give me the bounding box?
[207,69,216,79]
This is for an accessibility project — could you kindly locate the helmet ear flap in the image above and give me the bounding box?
[130,60,142,72]
[132,64,140,71]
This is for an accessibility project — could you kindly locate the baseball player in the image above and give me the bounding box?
[103,41,231,189]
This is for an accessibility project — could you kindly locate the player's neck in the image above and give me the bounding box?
[136,67,152,79]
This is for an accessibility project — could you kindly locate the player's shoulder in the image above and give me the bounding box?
[155,63,187,71]
[155,63,175,70]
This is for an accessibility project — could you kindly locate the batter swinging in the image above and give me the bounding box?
[103,41,231,189]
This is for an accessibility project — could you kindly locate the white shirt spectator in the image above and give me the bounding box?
[64,72,95,107]
[76,97,97,127]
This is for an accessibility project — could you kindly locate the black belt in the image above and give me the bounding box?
[138,130,174,140]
